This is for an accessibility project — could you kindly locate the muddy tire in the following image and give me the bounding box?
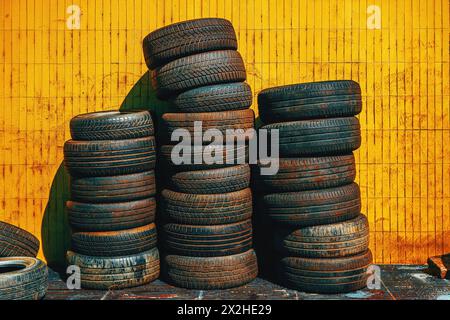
[66,248,160,289]
[262,117,361,156]
[0,222,39,258]
[262,183,361,227]
[280,250,372,293]
[161,188,252,225]
[71,223,157,257]
[70,110,154,141]
[162,220,252,257]
[258,80,361,124]
[143,18,237,69]
[67,198,156,232]
[173,82,252,113]
[258,155,356,192]
[153,50,246,97]
[275,214,369,257]
[170,165,250,194]
[0,257,48,300]
[64,137,156,177]
[163,249,258,289]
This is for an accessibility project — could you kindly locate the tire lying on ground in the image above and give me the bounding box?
[67,198,156,232]
[258,155,356,192]
[71,171,156,203]
[162,188,252,225]
[280,250,372,294]
[262,117,361,157]
[162,220,253,257]
[143,18,238,70]
[70,110,154,141]
[258,80,362,124]
[71,223,157,257]
[0,221,40,258]
[0,257,48,300]
[161,109,255,143]
[64,136,156,177]
[153,50,246,97]
[274,214,369,257]
[163,249,258,289]
[262,183,361,227]
[160,143,249,171]
[170,165,250,194]
[173,82,253,113]
[66,248,160,290]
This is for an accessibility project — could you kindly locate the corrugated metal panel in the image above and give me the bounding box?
[0,0,448,265]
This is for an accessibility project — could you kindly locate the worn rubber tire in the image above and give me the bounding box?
[71,171,156,203]
[0,257,48,300]
[258,155,356,192]
[153,50,246,97]
[66,248,160,290]
[280,250,372,293]
[275,214,369,257]
[262,117,361,156]
[67,198,156,232]
[161,188,252,225]
[160,143,249,171]
[163,249,258,289]
[71,223,157,257]
[70,110,154,140]
[170,165,250,194]
[64,136,156,177]
[162,109,254,143]
[258,80,361,124]
[0,222,39,258]
[262,183,361,227]
[143,18,237,69]
[172,82,253,113]
[162,220,252,257]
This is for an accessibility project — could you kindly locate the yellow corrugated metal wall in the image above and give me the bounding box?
[0,0,448,266]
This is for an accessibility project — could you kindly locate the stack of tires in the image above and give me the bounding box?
[0,221,48,300]
[257,80,373,293]
[64,111,160,289]
[143,18,258,289]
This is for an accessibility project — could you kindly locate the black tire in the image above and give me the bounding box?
[258,80,361,124]
[275,214,369,257]
[70,110,154,141]
[153,50,246,97]
[262,183,361,227]
[71,171,156,203]
[71,223,157,257]
[143,18,237,70]
[64,137,156,177]
[163,249,258,289]
[280,250,372,294]
[172,82,253,113]
[66,248,160,290]
[170,165,250,194]
[162,109,255,144]
[0,222,40,257]
[161,188,252,225]
[262,117,361,156]
[162,220,252,257]
[67,198,156,232]
[0,257,48,300]
[160,143,249,171]
[258,155,356,192]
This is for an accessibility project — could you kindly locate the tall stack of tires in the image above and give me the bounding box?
[143,18,258,289]
[64,111,160,289]
[0,222,48,300]
[257,80,372,293]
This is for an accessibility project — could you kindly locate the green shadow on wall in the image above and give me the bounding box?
[41,70,173,270]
